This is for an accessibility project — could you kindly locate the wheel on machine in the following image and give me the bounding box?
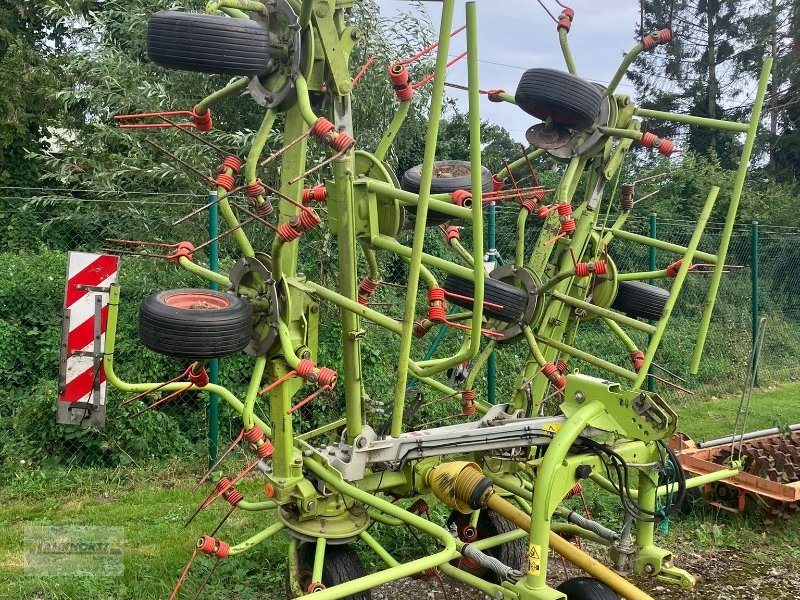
[442,274,527,323]
[515,68,604,130]
[400,160,492,227]
[138,288,252,359]
[147,11,271,76]
[610,280,669,321]
[447,510,528,583]
[286,542,370,599]
[557,576,621,600]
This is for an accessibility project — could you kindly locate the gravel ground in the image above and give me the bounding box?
[372,549,797,600]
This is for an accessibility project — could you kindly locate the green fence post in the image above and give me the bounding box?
[751,220,759,387]
[487,194,497,405]
[208,191,220,468]
[647,212,657,393]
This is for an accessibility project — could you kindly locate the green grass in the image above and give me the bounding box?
[5,383,800,600]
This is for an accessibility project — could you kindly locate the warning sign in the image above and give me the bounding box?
[528,543,541,575]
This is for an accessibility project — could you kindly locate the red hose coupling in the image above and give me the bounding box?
[389,63,414,102]
[631,350,645,372]
[486,89,505,103]
[302,184,327,204]
[307,582,326,593]
[188,366,209,387]
[443,225,460,243]
[277,221,301,243]
[451,189,472,207]
[666,259,683,278]
[191,106,213,131]
[247,180,266,198]
[357,277,380,305]
[220,155,242,174]
[413,319,432,338]
[197,535,229,558]
[214,173,235,192]
[491,174,505,192]
[172,241,194,263]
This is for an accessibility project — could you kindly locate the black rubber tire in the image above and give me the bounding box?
[286,543,370,599]
[147,11,271,76]
[442,274,527,323]
[515,68,604,129]
[557,577,621,600]
[138,288,252,359]
[447,510,527,583]
[400,160,493,226]
[610,280,669,321]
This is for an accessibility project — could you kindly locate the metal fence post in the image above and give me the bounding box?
[648,212,657,393]
[487,194,497,404]
[208,191,220,467]
[752,220,759,386]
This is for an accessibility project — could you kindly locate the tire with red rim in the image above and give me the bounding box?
[515,68,604,129]
[138,288,252,359]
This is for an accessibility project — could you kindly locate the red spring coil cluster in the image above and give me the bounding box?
[542,362,558,379]
[216,477,244,506]
[277,221,301,242]
[557,203,575,235]
[630,350,645,372]
[575,260,608,277]
[410,498,430,514]
[197,535,229,558]
[666,259,683,278]
[413,320,431,338]
[486,89,505,102]
[250,197,274,218]
[256,439,275,458]
[557,7,574,32]
[316,367,338,388]
[461,389,477,403]
[357,277,380,305]
[191,106,213,131]
[491,174,505,192]
[220,156,242,174]
[295,359,316,380]
[302,185,327,204]
[519,198,537,213]
[461,401,477,416]
[427,288,447,322]
[443,226,460,243]
[247,180,266,198]
[451,189,472,207]
[537,205,551,219]
[297,209,321,231]
[533,187,548,201]
[556,359,568,374]
[214,173,235,192]
[642,28,673,51]
[188,367,209,387]
[244,424,265,444]
[640,132,675,157]
[564,483,583,500]
[389,64,414,102]
[311,117,336,140]
[620,183,635,211]
[557,203,573,217]
[172,241,194,263]
[330,132,355,153]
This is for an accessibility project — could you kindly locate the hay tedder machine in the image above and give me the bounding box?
[75,0,776,598]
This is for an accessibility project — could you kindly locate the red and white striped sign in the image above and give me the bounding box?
[57,252,119,427]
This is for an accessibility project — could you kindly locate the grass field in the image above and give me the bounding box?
[3,383,800,599]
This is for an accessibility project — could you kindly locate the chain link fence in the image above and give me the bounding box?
[2,189,799,476]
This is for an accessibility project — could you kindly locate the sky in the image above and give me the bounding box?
[376,1,643,142]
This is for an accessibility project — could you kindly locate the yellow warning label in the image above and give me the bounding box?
[544,423,562,433]
[528,543,541,575]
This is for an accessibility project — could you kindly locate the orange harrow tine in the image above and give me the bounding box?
[173,195,229,226]
[157,116,231,156]
[194,429,247,491]
[127,383,194,419]
[413,51,468,89]
[397,25,466,66]
[105,238,179,249]
[189,558,221,600]
[201,460,261,510]
[647,373,694,395]
[192,217,255,252]
[167,548,199,600]
[260,181,315,212]
[288,144,353,185]
[228,201,281,233]
[259,369,298,396]
[520,143,541,187]
[122,365,193,405]
[209,505,237,538]
[259,128,313,167]
[287,385,333,415]
[442,289,504,311]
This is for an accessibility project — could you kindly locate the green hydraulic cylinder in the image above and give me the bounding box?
[647,212,656,393]
[208,191,220,467]
[752,221,759,386]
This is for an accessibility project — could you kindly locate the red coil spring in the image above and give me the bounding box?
[640,132,657,148]
[246,181,266,198]
[413,320,430,338]
[657,138,675,156]
[541,362,558,379]
[307,583,326,593]
[533,187,548,201]
[191,106,213,131]
[223,486,244,506]
[297,209,321,231]
[330,132,355,153]
[561,219,576,235]
[244,424,265,444]
[357,277,380,305]
[277,221,301,242]
[302,185,327,204]
[214,540,230,559]
[553,374,567,390]
[296,359,316,380]
[557,203,573,217]
[556,359,568,374]
[256,439,274,458]
[461,401,477,416]
[173,241,194,263]
[491,174,505,192]
[428,288,447,322]
[557,8,574,32]
[537,205,551,219]
[214,173,235,192]
[461,389,477,402]
[220,156,242,174]
[311,117,335,140]
[389,64,414,101]
[250,197,274,218]
[443,226,460,243]
[188,368,209,387]
[564,483,583,500]
[642,28,673,51]
[215,476,233,496]
[451,189,472,207]
[519,198,537,213]
[575,260,608,277]
[411,498,430,514]
[640,132,674,156]
[630,350,645,372]
[486,89,505,102]
[316,367,337,388]
[198,535,228,557]
[666,259,683,278]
